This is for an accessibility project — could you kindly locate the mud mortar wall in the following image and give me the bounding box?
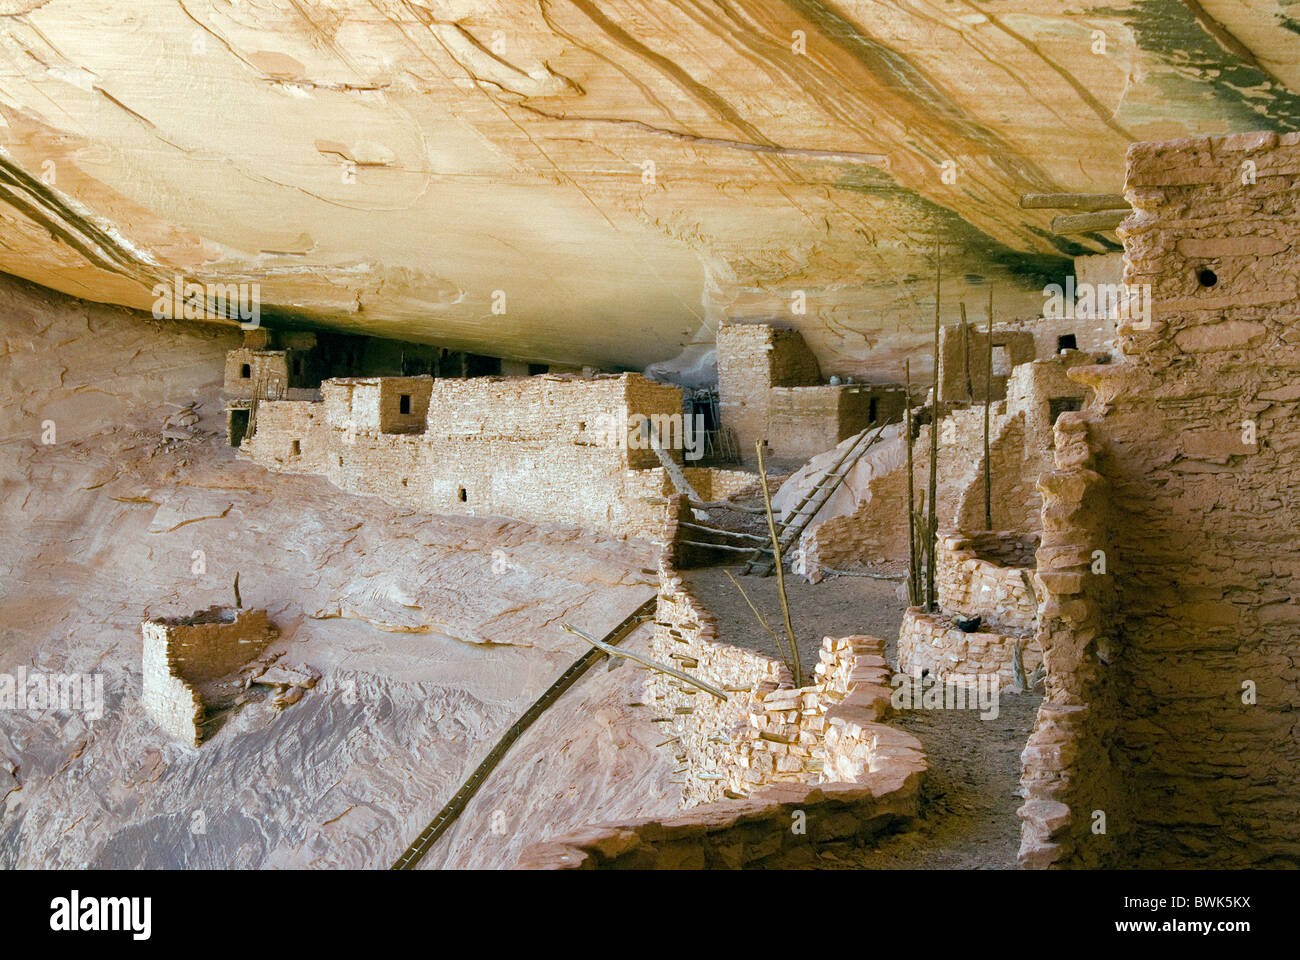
[1017,414,1117,868]
[1025,130,1300,867]
[936,530,1037,630]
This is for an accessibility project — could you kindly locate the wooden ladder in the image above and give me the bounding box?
[743,423,888,576]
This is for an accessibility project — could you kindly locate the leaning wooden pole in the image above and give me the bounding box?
[984,286,994,531]
[756,442,802,687]
[926,243,941,612]
[904,361,919,607]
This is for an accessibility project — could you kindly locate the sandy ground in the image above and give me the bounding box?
[682,565,908,679]
[0,275,678,869]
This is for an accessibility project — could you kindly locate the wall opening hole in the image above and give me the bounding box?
[1197,268,1218,287]
[290,439,301,456]
[240,363,251,379]
[1049,396,1085,425]
[1057,334,1078,352]
[868,396,879,422]
[401,478,408,487]
[457,486,468,502]
[399,393,411,415]
[228,409,249,447]
[992,345,1010,377]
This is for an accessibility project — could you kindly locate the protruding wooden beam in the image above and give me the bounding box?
[1050,210,1130,234]
[1020,193,1128,211]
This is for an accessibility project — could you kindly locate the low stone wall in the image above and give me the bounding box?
[897,606,1040,684]
[682,466,759,501]
[647,564,786,806]
[516,565,926,869]
[936,529,1037,631]
[142,606,277,747]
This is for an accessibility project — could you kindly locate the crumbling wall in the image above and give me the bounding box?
[936,530,1037,630]
[647,565,786,805]
[518,561,925,869]
[1016,413,1118,868]
[898,607,1040,684]
[800,444,911,573]
[141,607,276,747]
[1020,130,1300,869]
[800,352,1092,573]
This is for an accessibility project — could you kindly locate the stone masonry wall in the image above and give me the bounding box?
[519,562,925,869]
[898,607,1041,685]
[936,529,1037,631]
[1017,413,1118,868]
[141,606,276,747]
[1056,130,1300,867]
[241,374,687,540]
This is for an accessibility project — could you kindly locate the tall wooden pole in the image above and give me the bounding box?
[756,442,802,687]
[927,243,941,613]
[984,287,994,531]
[904,361,918,607]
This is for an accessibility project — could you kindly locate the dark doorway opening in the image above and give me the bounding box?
[229,408,250,447]
[1057,334,1078,352]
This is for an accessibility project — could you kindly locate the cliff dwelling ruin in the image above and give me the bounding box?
[0,2,1294,934]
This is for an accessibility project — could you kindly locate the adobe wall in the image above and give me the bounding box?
[517,562,926,869]
[141,606,276,747]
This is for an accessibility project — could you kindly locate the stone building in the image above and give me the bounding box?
[141,606,278,747]
[238,372,710,539]
[716,322,906,464]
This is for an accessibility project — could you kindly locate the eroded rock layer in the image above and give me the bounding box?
[1,2,1298,377]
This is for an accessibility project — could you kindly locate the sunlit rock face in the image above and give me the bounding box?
[0,0,1297,379]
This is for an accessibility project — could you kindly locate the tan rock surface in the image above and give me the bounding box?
[3,3,1299,378]
[0,273,676,868]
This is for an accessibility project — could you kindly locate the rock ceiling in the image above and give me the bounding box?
[1,0,1298,379]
